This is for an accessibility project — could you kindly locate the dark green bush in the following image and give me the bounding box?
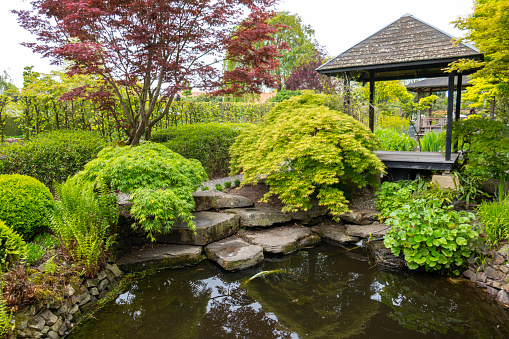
[0,174,54,239]
[151,122,250,178]
[0,130,108,188]
[0,220,26,269]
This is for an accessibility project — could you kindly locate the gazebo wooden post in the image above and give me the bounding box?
[369,70,375,132]
[445,71,456,161]
[455,74,463,121]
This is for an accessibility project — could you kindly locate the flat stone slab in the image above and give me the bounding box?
[193,190,253,212]
[117,244,203,272]
[288,200,328,225]
[311,224,360,243]
[205,236,264,271]
[338,209,379,225]
[157,212,240,245]
[345,222,390,238]
[239,225,321,254]
[225,207,292,228]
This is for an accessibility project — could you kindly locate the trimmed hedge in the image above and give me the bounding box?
[0,130,108,188]
[151,122,251,178]
[0,174,54,240]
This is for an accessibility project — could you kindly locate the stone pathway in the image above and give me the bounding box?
[199,174,244,191]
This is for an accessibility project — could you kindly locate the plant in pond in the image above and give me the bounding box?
[230,91,385,217]
[51,180,118,277]
[477,196,509,248]
[375,128,417,151]
[419,131,444,152]
[72,142,207,238]
[383,198,477,274]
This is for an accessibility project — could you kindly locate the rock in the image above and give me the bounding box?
[239,225,321,254]
[117,244,203,272]
[29,316,45,331]
[65,285,75,297]
[90,287,100,296]
[47,331,59,339]
[158,212,240,245]
[477,272,487,283]
[40,310,58,326]
[85,278,98,288]
[98,279,109,292]
[497,290,509,306]
[56,304,68,316]
[97,270,108,281]
[288,200,328,224]
[367,240,407,270]
[105,263,123,278]
[476,281,487,288]
[58,321,71,336]
[432,174,459,190]
[41,326,49,335]
[463,269,477,282]
[488,286,500,297]
[78,293,91,306]
[499,244,509,258]
[338,209,379,225]
[50,317,63,333]
[500,265,509,274]
[69,305,79,315]
[311,224,359,244]
[225,207,292,228]
[193,190,253,211]
[117,192,131,206]
[485,266,505,281]
[345,222,390,238]
[205,236,264,271]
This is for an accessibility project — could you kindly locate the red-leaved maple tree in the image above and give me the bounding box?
[15,0,283,145]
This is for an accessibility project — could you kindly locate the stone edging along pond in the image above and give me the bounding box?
[11,189,509,338]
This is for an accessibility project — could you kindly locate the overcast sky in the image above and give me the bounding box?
[0,0,474,88]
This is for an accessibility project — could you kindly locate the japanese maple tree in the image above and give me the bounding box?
[15,0,282,145]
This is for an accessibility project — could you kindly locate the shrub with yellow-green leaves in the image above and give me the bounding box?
[230,91,385,218]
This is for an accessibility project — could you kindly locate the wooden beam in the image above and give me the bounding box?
[369,70,375,132]
[445,71,456,161]
[455,74,463,121]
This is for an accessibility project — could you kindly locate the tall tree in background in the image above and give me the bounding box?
[285,52,333,92]
[16,0,282,145]
[0,72,19,141]
[450,0,509,121]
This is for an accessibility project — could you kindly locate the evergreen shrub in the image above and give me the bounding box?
[152,122,250,178]
[230,91,385,217]
[0,174,54,239]
[0,220,26,269]
[0,130,108,187]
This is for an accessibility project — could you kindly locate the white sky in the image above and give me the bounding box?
[0,0,474,88]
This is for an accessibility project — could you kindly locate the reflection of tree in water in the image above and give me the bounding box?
[376,271,509,338]
[244,250,380,338]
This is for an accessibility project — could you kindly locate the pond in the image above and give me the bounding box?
[69,243,509,338]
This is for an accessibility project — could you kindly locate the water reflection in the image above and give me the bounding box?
[69,245,509,339]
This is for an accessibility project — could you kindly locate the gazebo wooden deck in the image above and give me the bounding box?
[317,14,483,179]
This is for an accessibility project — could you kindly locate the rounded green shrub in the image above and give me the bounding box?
[0,130,108,188]
[0,220,27,269]
[72,142,208,238]
[230,91,385,217]
[0,174,54,239]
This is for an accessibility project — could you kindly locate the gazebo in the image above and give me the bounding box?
[317,14,482,175]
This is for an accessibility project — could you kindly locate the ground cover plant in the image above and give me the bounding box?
[72,142,207,239]
[0,174,54,240]
[230,91,385,217]
[152,123,250,178]
[0,130,108,188]
[377,180,478,275]
[375,128,417,151]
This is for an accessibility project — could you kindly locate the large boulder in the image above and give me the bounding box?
[225,207,292,228]
[338,209,379,225]
[193,190,253,211]
[367,240,407,270]
[157,212,239,246]
[205,236,264,271]
[239,225,321,254]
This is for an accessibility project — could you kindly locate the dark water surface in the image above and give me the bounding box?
[69,243,509,338]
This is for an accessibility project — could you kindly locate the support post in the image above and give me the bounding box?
[369,70,375,132]
[445,71,456,161]
[455,75,462,121]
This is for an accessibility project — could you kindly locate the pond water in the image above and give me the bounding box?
[69,243,509,338]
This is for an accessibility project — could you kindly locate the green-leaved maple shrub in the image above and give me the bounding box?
[230,91,385,218]
[71,142,208,239]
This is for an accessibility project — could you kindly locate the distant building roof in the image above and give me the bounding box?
[317,14,482,81]
[406,75,471,92]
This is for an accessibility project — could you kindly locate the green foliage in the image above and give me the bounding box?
[377,181,478,274]
[419,131,444,152]
[234,179,241,187]
[51,179,117,277]
[453,117,509,179]
[72,142,207,238]
[201,186,209,191]
[0,291,12,338]
[375,128,417,151]
[453,171,487,204]
[3,116,21,137]
[0,220,27,270]
[230,91,385,217]
[477,197,509,248]
[269,89,301,103]
[215,184,223,191]
[376,113,411,134]
[0,174,54,239]
[152,123,249,178]
[0,130,108,187]
[25,233,59,265]
[224,182,232,189]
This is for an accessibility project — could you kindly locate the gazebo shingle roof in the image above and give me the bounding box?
[317,14,482,81]
[406,75,471,92]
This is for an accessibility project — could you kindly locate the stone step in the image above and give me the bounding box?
[157,211,240,246]
[311,224,360,244]
[225,207,292,228]
[117,244,203,272]
[193,190,253,212]
[239,225,321,254]
[338,209,379,225]
[345,222,391,238]
[288,200,328,225]
[205,236,264,271]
